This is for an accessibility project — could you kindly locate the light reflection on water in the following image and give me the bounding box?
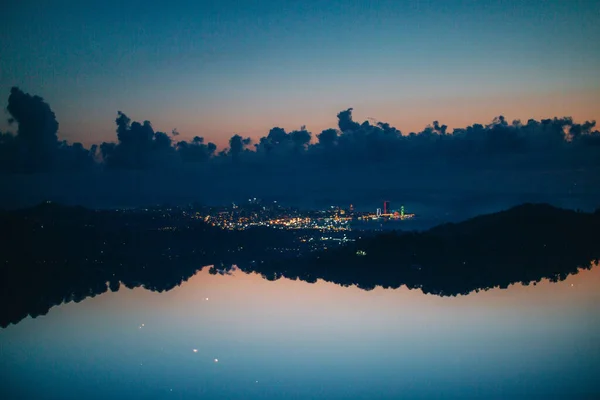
[1,264,599,399]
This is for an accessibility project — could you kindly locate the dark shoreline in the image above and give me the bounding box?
[1,202,599,328]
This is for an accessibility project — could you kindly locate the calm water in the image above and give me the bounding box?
[1,265,599,399]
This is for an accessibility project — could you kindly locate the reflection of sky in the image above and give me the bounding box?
[1,265,599,399]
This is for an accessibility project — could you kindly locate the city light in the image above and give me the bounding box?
[193,200,415,230]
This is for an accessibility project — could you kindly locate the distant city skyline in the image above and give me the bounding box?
[1,0,599,150]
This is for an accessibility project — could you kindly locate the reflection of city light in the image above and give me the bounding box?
[214,358,219,363]
[193,349,198,353]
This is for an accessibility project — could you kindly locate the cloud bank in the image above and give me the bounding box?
[1,87,599,214]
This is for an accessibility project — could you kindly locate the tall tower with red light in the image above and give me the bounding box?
[383,201,390,215]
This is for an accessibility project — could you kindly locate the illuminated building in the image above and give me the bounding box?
[383,201,390,215]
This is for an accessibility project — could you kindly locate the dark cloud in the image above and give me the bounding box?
[1,87,600,214]
[1,87,94,172]
[7,86,59,149]
[100,111,179,169]
[337,108,361,133]
[176,136,217,163]
[316,128,339,147]
[267,127,288,145]
[290,126,311,151]
[228,134,252,160]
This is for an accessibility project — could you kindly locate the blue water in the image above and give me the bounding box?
[1,265,599,399]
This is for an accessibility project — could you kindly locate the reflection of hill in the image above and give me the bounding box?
[249,204,600,295]
[1,203,599,328]
[0,203,300,328]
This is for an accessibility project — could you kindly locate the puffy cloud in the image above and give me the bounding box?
[176,136,217,163]
[337,108,361,133]
[7,87,59,149]
[290,126,311,150]
[1,87,600,213]
[100,111,178,169]
[317,128,339,147]
[267,127,288,145]
[1,87,94,172]
[228,134,252,160]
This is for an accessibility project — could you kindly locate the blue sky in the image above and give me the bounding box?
[1,0,599,148]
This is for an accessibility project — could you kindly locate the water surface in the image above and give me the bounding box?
[1,265,599,399]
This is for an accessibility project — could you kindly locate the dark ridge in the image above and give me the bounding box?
[250,203,600,294]
[1,203,599,328]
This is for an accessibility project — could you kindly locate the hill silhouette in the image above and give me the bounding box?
[1,202,599,328]
[248,203,600,295]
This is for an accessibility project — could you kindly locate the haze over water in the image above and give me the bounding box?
[2,263,598,399]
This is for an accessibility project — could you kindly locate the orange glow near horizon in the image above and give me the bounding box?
[60,261,600,322]
[53,87,599,150]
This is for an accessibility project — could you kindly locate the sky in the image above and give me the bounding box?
[1,0,599,149]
